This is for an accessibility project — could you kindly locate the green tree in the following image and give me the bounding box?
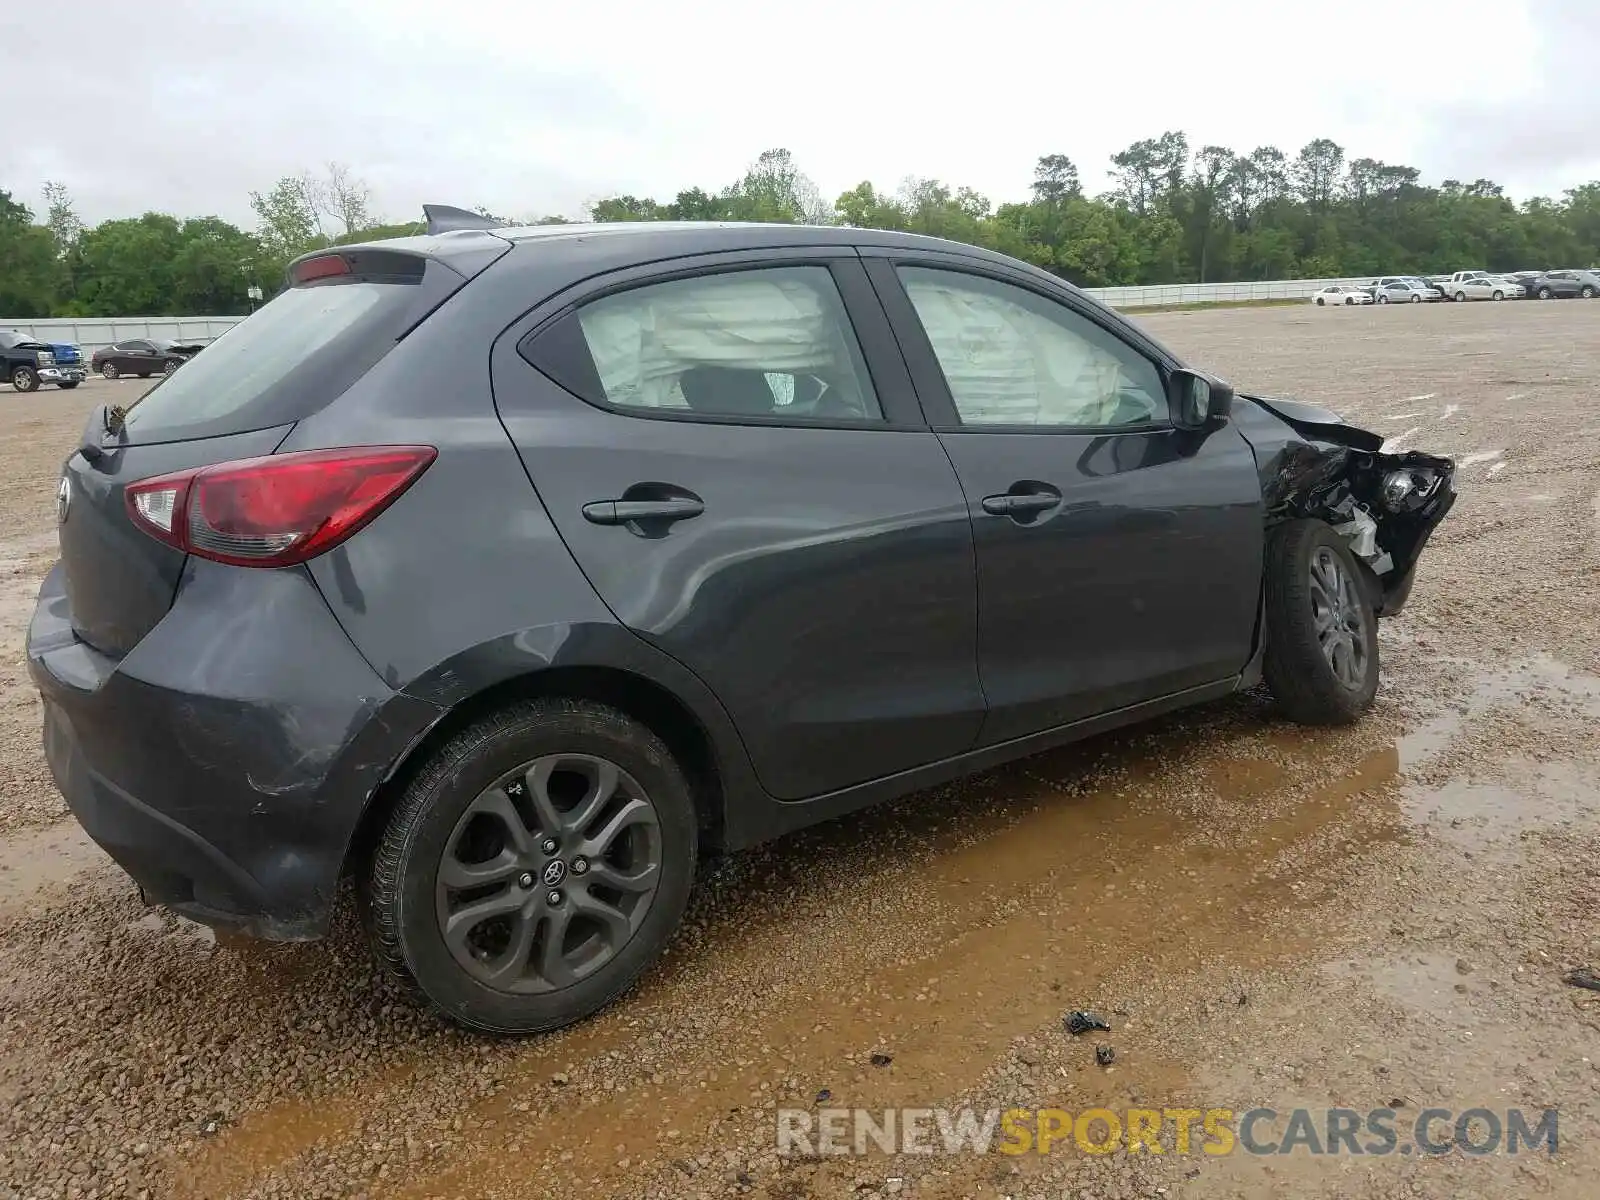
[249,175,322,263]
[0,191,61,316]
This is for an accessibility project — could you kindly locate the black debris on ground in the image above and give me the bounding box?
[1064,1011,1111,1036]
[1562,966,1600,992]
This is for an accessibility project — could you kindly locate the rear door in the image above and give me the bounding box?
[864,253,1263,745]
[118,340,153,373]
[492,249,984,801]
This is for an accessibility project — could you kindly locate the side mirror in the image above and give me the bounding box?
[1168,368,1234,430]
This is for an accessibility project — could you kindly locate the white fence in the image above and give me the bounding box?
[0,276,1397,352]
[1089,277,1380,308]
[0,317,243,357]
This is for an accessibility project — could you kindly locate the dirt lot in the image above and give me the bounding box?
[2,300,1599,1200]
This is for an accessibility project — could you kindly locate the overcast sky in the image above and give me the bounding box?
[5,0,1596,227]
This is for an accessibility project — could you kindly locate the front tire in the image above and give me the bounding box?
[1410,293,1422,303]
[11,366,38,393]
[365,698,698,1034]
[1377,294,1388,304]
[1263,520,1379,725]
[1454,291,1468,302]
[1582,286,1595,299]
[163,358,180,375]
[1315,297,1325,306]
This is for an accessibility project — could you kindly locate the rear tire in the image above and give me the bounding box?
[1263,520,1380,726]
[1410,293,1422,302]
[11,366,38,393]
[100,363,118,379]
[1454,291,1467,302]
[1377,294,1388,304]
[364,698,698,1034]
[1315,297,1325,306]
[137,372,151,379]
[1539,287,1553,300]
[1583,286,1595,299]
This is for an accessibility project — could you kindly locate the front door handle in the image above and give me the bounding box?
[582,495,705,529]
[980,488,1062,517]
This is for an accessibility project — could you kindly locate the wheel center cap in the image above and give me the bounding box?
[542,860,568,887]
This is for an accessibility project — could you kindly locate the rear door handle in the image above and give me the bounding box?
[980,491,1061,517]
[582,497,705,526]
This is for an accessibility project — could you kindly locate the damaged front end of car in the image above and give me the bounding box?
[1235,395,1456,616]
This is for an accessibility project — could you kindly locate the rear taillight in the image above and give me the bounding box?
[124,446,436,567]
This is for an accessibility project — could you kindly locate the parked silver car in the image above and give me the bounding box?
[1369,277,1439,303]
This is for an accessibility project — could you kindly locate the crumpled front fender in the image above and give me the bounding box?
[1233,395,1456,615]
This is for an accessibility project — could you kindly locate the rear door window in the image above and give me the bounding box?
[529,266,883,424]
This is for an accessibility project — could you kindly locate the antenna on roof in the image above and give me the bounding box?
[423,204,507,235]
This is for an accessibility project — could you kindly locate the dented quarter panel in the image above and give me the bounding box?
[1233,396,1456,614]
[29,557,443,937]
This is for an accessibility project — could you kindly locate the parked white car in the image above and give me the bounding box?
[1312,285,1374,306]
[1449,277,1522,301]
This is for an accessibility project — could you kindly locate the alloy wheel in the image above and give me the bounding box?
[435,753,662,993]
[101,363,117,379]
[1309,546,1369,690]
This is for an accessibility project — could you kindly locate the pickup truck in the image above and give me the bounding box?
[0,330,88,392]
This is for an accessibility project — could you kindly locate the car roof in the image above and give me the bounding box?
[336,220,1044,279]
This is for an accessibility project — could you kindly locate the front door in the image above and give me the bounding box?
[867,257,1264,745]
[492,252,984,800]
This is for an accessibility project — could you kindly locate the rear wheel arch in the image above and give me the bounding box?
[344,664,727,882]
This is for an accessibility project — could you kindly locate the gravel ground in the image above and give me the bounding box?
[2,300,1599,1199]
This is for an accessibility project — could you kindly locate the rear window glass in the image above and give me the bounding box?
[121,280,419,443]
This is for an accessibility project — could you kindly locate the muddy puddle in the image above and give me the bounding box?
[2,652,1594,1200]
[0,819,103,915]
[164,704,1416,1199]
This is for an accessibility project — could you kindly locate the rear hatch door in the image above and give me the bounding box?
[57,248,453,658]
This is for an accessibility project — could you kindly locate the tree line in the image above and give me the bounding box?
[4,138,1600,319]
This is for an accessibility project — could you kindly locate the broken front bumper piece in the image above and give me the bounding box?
[1330,451,1453,585]
[1243,395,1457,617]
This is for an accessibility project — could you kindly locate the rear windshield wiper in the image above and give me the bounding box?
[78,404,127,463]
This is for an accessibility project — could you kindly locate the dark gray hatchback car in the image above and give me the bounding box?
[29,211,1456,1033]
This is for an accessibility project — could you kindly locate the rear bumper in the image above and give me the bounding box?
[41,700,291,933]
[39,367,86,383]
[27,559,443,939]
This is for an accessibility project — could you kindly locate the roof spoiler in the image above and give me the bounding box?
[423,204,507,235]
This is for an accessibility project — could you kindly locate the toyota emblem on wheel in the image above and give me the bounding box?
[56,476,70,524]
[541,859,567,887]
